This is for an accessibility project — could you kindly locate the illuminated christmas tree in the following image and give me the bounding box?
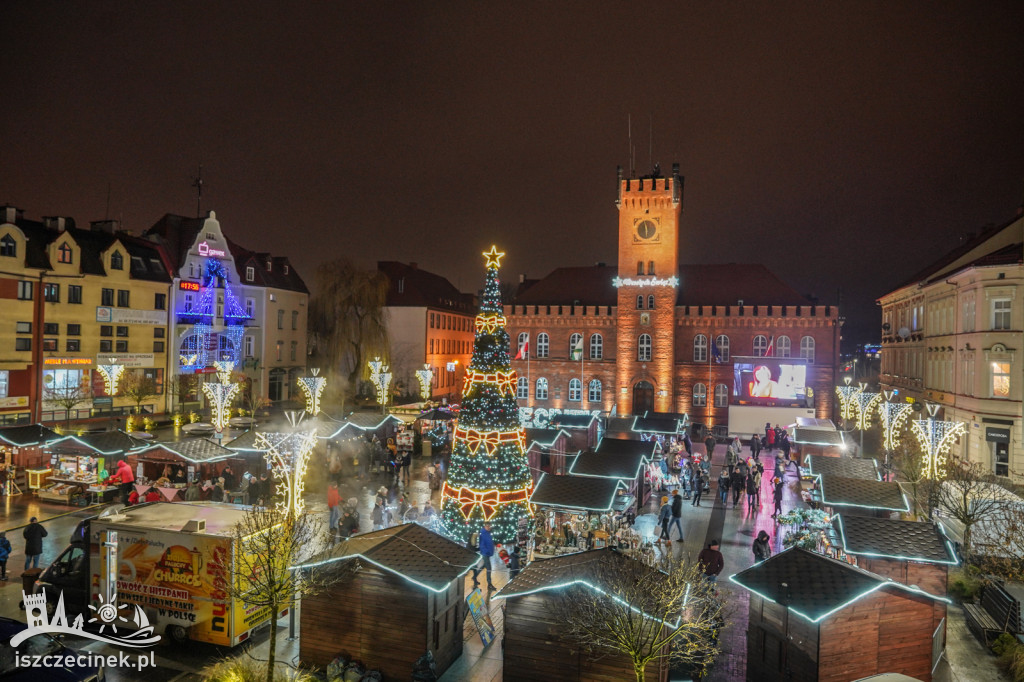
[441,246,532,543]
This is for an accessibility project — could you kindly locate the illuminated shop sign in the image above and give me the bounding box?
[44,358,92,366]
[197,241,226,257]
[611,276,679,288]
[519,407,601,428]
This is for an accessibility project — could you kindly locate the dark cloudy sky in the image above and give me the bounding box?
[3,2,1023,345]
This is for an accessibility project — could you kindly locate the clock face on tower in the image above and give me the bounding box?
[636,220,657,240]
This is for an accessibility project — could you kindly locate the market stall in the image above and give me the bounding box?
[0,424,62,494]
[566,437,657,511]
[529,473,638,556]
[129,438,246,501]
[524,427,572,482]
[38,430,149,504]
[812,473,910,519]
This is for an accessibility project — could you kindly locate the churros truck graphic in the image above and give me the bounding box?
[33,502,285,646]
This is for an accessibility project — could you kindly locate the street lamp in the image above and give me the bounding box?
[878,389,913,480]
[368,356,391,414]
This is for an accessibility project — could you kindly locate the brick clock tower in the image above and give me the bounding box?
[615,164,683,415]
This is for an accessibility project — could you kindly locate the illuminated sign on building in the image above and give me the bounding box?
[44,358,92,366]
[197,241,226,257]
[179,281,200,291]
[611,276,680,288]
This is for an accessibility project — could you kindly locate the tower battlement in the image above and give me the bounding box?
[617,163,684,207]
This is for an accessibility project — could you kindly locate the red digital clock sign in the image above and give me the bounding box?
[179,281,200,291]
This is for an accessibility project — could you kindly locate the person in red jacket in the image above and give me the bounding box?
[327,482,341,534]
[107,459,135,505]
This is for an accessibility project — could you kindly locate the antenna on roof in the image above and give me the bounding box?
[628,114,634,179]
[649,113,653,173]
[191,164,203,218]
[105,182,112,220]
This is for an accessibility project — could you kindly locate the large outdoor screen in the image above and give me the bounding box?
[732,357,808,405]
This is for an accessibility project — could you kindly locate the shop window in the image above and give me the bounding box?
[0,370,7,398]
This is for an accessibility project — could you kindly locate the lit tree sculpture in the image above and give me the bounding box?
[297,368,327,416]
[203,361,240,433]
[441,246,532,543]
[255,412,318,518]
[415,364,434,401]
[368,356,392,413]
[910,403,966,479]
[96,358,125,396]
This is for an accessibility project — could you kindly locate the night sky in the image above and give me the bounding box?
[3,2,1023,346]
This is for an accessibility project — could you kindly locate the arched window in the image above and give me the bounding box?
[648,260,655,275]
[590,333,603,359]
[714,383,729,407]
[535,377,548,400]
[776,335,791,357]
[637,334,652,362]
[588,379,602,403]
[537,333,549,358]
[636,295,644,309]
[0,234,15,258]
[568,379,582,402]
[517,332,529,357]
[110,251,123,270]
[693,383,707,407]
[637,260,644,275]
[800,336,815,363]
[517,376,528,399]
[647,295,654,309]
[569,333,583,360]
[693,334,708,362]
[715,335,730,362]
[753,335,768,357]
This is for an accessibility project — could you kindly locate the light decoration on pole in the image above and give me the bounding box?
[441,246,533,544]
[202,360,240,433]
[910,403,966,479]
[878,390,914,452]
[256,412,317,518]
[852,389,883,431]
[96,358,125,396]
[835,376,862,423]
[297,368,327,416]
[415,364,433,401]
[368,357,392,413]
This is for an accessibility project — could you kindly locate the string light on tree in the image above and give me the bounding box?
[256,411,318,517]
[910,404,966,479]
[415,364,434,401]
[297,368,327,416]
[440,246,532,544]
[96,358,125,396]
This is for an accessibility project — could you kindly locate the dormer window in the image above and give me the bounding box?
[283,264,289,275]
[246,266,254,282]
[0,234,15,258]
[110,251,124,270]
[265,260,272,272]
[57,242,73,264]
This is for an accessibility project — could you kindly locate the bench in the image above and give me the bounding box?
[964,581,1023,645]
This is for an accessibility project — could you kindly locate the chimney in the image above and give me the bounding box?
[2,205,22,224]
[90,219,119,234]
[42,216,70,232]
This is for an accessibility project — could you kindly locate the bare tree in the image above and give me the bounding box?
[44,381,92,425]
[223,506,337,682]
[166,373,200,411]
[935,460,1009,561]
[308,258,390,408]
[891,436,931,519]
[552,552,723,682]
[119,371,159,415]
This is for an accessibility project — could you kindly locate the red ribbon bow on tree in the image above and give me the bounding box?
[455,486,500,520]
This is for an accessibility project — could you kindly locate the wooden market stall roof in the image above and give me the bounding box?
[296,523,478,592]
[0,424,61,447]
[548,413,600,430]
[729,547,948,623]
[47,430,151,456]
[832,515,958,566]
[530,473,626,512]
[567,437,656,480]
[137,438,239,463]
[791,428,846,447]
[795,417,837,430]
[630,411,689,435]
[805,454,880,480]
[525,427,570,448]
[818,474,910,513]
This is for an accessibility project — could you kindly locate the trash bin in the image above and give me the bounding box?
[21,568,42,595]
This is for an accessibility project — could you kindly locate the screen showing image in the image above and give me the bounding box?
[733,357,807,404]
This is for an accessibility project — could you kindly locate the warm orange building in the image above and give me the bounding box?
[506,165,841,435]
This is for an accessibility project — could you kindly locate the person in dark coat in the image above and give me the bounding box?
[0,531,12,579]
[753,530,772,563]
[508,544,522,580]
[704,434,716,460]
[772,480,784,518]
[472,523,496,590]
[698,539,725,582]
[717,469,729,504]
[749,433,761,460]
[23,517,47,570]
[730,466,745,507]
[745,472,758,510]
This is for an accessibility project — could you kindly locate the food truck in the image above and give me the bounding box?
[34,502,283,646]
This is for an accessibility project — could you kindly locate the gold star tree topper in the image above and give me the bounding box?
[483,245,505,269]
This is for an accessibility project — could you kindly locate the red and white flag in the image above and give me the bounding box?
[514,339,529,360]
[764,335,775,357]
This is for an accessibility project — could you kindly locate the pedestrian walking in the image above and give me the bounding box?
[657,496,672,543]
[750,433,761,460]
[400,450,412,485]
[730,466,745,507]
[765,422,775,452]
[717,469,729,504]
[753,468,763,507]
[698,539,725,582]
[669,490,685,543]
[23,517,47,570]
[692,470,707,506]
[745,472,757,509]
[372,500,385,530]
[327,482,341,534]
[753,530,772,563]
[772,480,784,518]
[0,531,11,579]
[704,433,716,460]
[471,523,496,590]
[508,544,522,580]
